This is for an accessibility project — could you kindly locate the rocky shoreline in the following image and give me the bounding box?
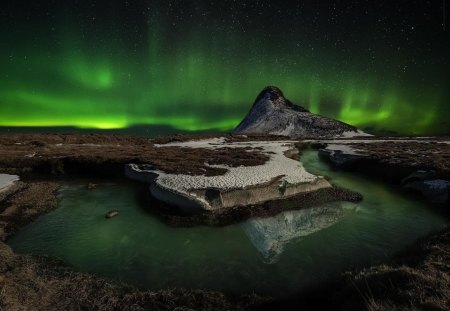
[312,140,450,205]
[126,138,337,213]
[0,241,269,310]
[0,133,449,310]
[0,133,363,223]
[0,179,59,241]
[152,186,362,227]
[0,176,270,310]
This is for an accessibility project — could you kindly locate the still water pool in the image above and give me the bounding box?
[8,150,448,295]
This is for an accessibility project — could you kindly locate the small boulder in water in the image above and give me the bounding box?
[404,179,450,203]
[105,210,119,219]
[401,170,436,185]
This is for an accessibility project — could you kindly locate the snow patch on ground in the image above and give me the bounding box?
[154,137,228,149]
[0,174,19,192]
[130,138,323,210]
[338,130,373,138]
[154,139,317,192]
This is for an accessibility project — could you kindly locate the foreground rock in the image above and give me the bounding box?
[0,174,19,193]
[318,144,366,167]
[105,210,119,219]
[234,86,371,138]
[404,179,450,203]
[126,138,332,213]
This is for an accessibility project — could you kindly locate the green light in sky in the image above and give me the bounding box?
[0,0,448,135]
[0,16,447,135]
[0,60,445,134]
[63,57,114,89]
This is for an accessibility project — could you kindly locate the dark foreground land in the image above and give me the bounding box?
[0,133,449,310]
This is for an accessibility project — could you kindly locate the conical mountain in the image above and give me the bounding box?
[234,86,370,138]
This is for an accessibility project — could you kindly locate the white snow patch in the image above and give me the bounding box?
[0,174,19,192]
[154,137,228,148]
[154,139,317,192]
[338,130,373,138]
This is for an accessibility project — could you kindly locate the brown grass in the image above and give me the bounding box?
[0,181,59,241]
[346,227,450,311]
[0,134,270,177]
[299,140,450,177]
[0,243,269,311]
[349,141,450,175]
[2,134,449,310]
[265,224,450,311]
[149,133,287,145]
[0,178,271,310]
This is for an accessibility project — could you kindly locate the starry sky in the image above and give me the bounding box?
[0,0,449,135]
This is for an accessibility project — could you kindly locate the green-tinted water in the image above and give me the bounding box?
[8,150,448,295]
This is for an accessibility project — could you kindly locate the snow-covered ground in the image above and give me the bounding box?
[154,137,228,149]
[129,137,328,210]
[154,139,318,192]
[130,136,450,210]
[338,129,373,138]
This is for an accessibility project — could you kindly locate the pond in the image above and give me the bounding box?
[8,150,448,296]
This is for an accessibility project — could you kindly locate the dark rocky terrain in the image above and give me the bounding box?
[0,133,271,177]
[0,133,449,310]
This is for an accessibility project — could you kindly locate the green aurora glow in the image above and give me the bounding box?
[0,1,448,135]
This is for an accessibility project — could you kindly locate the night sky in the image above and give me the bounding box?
[1,0,449,134]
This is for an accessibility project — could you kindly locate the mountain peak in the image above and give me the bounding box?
[256,86,285,102]
[235,86,370,138]
[253,86,309,113]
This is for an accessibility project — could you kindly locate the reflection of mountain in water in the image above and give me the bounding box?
[243,202,354,263]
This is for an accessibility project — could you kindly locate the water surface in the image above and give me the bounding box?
[8,150,448,295]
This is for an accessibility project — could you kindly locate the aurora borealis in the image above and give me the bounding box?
[1,1,449,134]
